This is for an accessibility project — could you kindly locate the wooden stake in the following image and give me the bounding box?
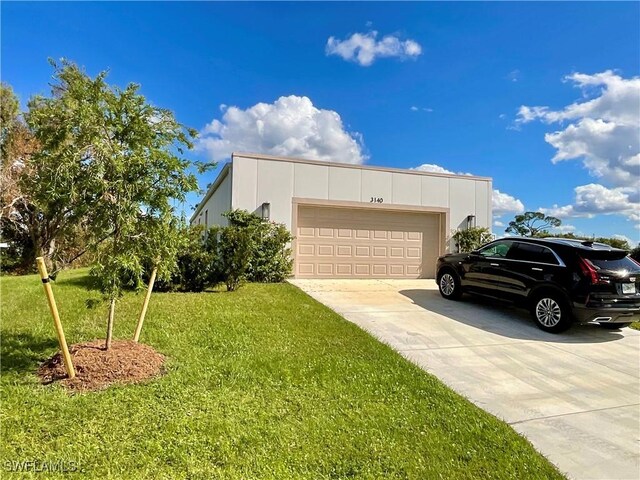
[133,267,157,342]
[36,257,75,379]
[106,298,115,350]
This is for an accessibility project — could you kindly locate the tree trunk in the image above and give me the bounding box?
[105,297,115,350]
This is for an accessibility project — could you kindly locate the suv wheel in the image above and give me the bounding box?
[438,270,462,300]
[531,292,572,333]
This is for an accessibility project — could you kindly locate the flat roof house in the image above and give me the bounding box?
[191,152,492,279]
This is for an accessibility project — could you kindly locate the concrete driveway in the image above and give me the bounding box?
[290,279,640,480]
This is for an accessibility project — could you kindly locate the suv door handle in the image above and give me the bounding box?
[531,267,543,271]
[490,263,500,267]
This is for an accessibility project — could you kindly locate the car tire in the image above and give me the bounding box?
[437,269,462,300]
[599,322,632,330]
[530,292,572,333]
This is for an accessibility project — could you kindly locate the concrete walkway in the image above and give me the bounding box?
[290,279,640,480]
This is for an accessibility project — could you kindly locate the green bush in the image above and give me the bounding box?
[144,224,220,292]
[452,227,493,253]
[146,211,293,292]
[217,224,253,291]
[223,210,293,284]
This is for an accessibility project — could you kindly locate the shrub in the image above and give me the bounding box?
[223,210,293,284]
[217,224,253,291]
[452,227,493,253]
[143,224,220,292]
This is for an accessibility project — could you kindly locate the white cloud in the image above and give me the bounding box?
[326,31,422,66]
[196,95,366,164]
[494,220,505,227]
[410,106,433,112]
[552,224,577,234]
[516,71,640,188]
[413,164,525,218]
[516,71,640,230]
[413,163,472,176]
[540,184,640,223]
[507,69,521,82]
[493,189,525,217]
[410,106,419,111]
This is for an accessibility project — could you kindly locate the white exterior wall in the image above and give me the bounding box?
[230,153,492,247]
[193,166,232,227]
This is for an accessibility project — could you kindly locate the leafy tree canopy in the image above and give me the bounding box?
[23,59,210,348]
[505,211,561,237]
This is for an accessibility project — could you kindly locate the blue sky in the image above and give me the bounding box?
[3,2,639,243]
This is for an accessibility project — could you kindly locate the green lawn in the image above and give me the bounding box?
[1,270,564,479]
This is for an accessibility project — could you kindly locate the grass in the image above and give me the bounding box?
[1,269,564,479]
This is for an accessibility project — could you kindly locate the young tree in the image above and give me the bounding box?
[505,211,561,237]
[26,60,204,349]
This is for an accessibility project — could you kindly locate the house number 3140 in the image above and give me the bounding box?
[370,197,384,203]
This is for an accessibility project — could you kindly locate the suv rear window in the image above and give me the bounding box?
[584,256,640,272]
[508,243,559,265]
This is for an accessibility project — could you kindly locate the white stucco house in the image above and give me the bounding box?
[191,152,492,279]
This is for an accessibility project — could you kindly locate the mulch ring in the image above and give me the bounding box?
[38,340,165,392]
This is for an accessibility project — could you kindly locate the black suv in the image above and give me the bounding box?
[436,237,640,333]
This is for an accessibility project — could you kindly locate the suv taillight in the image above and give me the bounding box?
[578,257,610,285]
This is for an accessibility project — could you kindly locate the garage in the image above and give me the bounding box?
[295,205,442,278]
[191,152,492,279]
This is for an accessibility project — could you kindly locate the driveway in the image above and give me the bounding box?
[290,279,640,480]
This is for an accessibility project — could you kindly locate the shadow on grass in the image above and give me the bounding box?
[56,273,102,291]
[0,332,58,375]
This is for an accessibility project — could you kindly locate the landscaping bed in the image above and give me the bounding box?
[0,269,564,479]
[38,340,165,391]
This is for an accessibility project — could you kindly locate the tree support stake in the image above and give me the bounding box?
[36,257,75,379]
[133,267,157,342]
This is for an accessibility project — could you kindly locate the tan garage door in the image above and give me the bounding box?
[295,205,441,278]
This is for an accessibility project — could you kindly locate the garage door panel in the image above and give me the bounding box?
[336,264,352,275]
[298,263,314,274]
[317,264,334,275]
[372,265,387,275]
[355,264,370,275]
[299,227,315,237]
[389,265,405,276]
[317,245,334,256]
[298,244,314,256]
[296,205,440,278]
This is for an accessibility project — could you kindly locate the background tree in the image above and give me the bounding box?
[505,211,561,237]
[539,232,632,251]
[0,83,40,271]
[26,60,204,349]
